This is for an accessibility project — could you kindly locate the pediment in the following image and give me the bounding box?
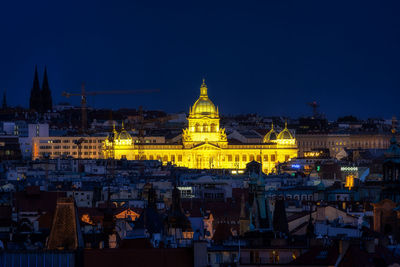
[191,142,221,150]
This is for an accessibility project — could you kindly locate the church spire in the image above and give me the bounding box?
[41,66,52,112]
[272,198,289,235]
[42,66,49,90]
[29,65,42,111]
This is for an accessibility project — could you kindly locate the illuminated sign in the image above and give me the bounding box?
[304,151,322,158]
[345,175,354,190]
[177,186,192,191]
[291,164,301,169]
[231,170,245,175]
[341,167,358,172]
[177,186,194,198]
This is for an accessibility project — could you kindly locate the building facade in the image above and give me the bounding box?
[32,136,106,159]
[103,80,298,173]
[31,135,166,160]
[297,133,393,158]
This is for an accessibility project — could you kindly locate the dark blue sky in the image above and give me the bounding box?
[1,0,400,119]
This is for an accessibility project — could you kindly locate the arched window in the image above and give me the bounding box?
[210,123,216,132]
[195,123,200,132]
[203,123,208,132]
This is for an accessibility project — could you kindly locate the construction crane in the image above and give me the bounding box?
[62,83,159,133]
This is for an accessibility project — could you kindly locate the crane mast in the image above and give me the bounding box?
[62,84,159,133]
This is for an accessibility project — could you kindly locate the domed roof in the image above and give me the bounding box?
[191,79,218,117]
[193,98,217,114]
[277,122,294,140]
[117,122,132,140]
[263,123,278,143]
[118,130,131,140]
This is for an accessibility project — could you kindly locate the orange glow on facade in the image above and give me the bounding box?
[115,209,140,221]
[81,214,94,225]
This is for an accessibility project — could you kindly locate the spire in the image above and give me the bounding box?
[240,193,247,219]
[33,65,40,90]
[171,186,181,212]
[121,121,125,130]
[306,208,314,238]
[41,66,52,112]
[284,120,288,129]
[29,65,42,111]
[42,66,49,91]
[392,116,397,134]
[200,78,208,97]
[272,199,289,235]
[271,122,274,130]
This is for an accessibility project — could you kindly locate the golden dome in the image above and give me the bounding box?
[117,122,132,141]
[277,122,294,140]
[263,123,278,142]
[191,79,218,117]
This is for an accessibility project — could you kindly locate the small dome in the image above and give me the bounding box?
[277,122,294,140]
[263,124,278,143]
[117,130,132,141]
[116,122,132,141]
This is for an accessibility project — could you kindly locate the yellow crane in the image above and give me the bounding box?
[62,83,159,132]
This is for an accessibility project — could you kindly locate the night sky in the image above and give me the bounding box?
[1,0,400,119]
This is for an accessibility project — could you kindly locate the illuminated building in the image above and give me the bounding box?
[31,135,164,160]
[345,175,354,190]
[32,136,106,159]
[104,80,298,173]
[297,133,395,158]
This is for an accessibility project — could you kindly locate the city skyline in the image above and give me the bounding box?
[2,1,400,264]
[1,1,400,119]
